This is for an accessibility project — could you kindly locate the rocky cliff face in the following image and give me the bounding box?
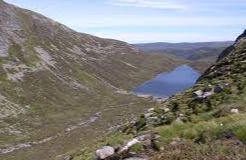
[201,29,246,79]
[0,1,181,159]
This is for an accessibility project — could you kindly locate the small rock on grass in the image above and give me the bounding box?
[96,146,115,159]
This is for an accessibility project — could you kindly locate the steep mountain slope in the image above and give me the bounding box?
[0,1,182,160]
[76,31,246,159]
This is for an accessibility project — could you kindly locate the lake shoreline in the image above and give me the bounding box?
[132,65,201,98]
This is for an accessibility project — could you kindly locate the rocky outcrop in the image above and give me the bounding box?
[199,29,246,81]
[95,134,160,160]
[216,30,246,61]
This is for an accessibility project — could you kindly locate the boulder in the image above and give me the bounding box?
[55,155,73,160]
[193,90,203,97]
[95,134,160,160]
[175,117,184,124]
[179,114,184,117]
[230,108,239,114]
[119,134,160,154]
[144,112,153,118]
[162,107,170,113]
[224,83,230,87]
[96,146,115,159]
[147,108,155,112]
[63,156,72,160]
[119,138,140,154]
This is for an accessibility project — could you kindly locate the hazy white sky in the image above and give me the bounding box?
[5,0,246,43]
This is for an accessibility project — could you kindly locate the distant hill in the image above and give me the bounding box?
[134,41,234,61]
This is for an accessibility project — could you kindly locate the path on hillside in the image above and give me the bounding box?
[0,102,142,156]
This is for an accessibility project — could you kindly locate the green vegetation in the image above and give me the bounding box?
[0,60,6,81]
[8,43,37,66]
[151,141,246,160]
[155,113,246,143]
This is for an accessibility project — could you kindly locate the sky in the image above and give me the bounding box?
[4,0,246,43]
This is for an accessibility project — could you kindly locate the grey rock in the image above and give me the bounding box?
[96,146,115,159]
[144,113,153,118]
[161,107,170,113]
[55,155,73,160]
[175,117,184,124]
[193,90,203,97]
[118,134,160,154]
[147,108,154,112]
[230,108,239,114]
[63,155,73,160]
[193,89,213,99]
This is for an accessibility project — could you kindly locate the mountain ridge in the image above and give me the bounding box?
[134,41,233,61]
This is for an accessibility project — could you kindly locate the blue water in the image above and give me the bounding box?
[132,65,201,98]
